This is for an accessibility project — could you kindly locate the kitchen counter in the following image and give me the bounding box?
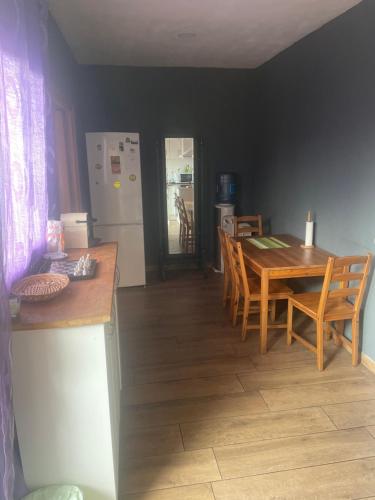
[12,241,121,499]
[12,242,118,331]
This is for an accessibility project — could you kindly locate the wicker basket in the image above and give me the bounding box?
[11,273,70,303]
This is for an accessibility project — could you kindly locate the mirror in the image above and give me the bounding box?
[164,137,195,255]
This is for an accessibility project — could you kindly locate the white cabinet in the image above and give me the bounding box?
[12,295,121,500]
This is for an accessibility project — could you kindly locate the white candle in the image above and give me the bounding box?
[305,220,314,247]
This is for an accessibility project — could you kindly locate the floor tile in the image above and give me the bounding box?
[250,350,317,370]
[125,324,238,343]
[122,449,221,494]
[260,379,375,411]
[251,346,350,371]
[181,407,334,449]
[122,424,183,458]
[132,357,255,385]
[122,483,215,500]
[122,338,177,367]
[125,392,268,429]
[118,271,375,499]
[124,339,236,368]
[175,325,246,342]
[238,364,366,391]
[214,428,375,479]
[124,375,244,405]
[322,399,375,429]
[173,339,238,362]
[212,457,375,500]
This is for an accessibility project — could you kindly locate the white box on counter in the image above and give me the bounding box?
[61,212,89,249]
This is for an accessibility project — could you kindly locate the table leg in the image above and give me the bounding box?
[260,269,269,354]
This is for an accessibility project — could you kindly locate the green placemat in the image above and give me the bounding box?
[247,237,290,249]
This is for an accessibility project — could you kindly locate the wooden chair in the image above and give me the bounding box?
[217,227,232,307]
[225,234,294,341]
[287,254,372,370]
[234,215,263,237]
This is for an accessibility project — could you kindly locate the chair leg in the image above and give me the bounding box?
[270,300,276,323]
[324,322,332,340]
[287,301,293,345]
[179,219,183,243]
[222,269,229,307]
[352,317,360,366]
[181,224,186,249]
[187,230,191,253]
[317,319,324,371]
[230,286,235,318]
[184,228,189,253]
[241,299,250,341]
[334,320,344,346]
[232,289,240,327]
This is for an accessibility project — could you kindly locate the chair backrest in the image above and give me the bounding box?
[318,254,372,318]
[175,195,182,217]
[225,235,250,298]
[234,215,263,237]
[177,196,190,226]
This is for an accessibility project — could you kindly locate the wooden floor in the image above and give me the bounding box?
[117,271,375,499]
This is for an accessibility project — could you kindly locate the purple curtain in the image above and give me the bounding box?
[0,1,50,498]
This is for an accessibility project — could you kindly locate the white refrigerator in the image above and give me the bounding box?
[86,132,146,287]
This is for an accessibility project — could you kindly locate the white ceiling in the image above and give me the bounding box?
[48,0,362,69]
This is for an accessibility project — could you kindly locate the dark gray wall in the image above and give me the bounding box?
[77,66,256,267]
[47,16,87,218]
[48,17,78,105]
[252,0,375,360]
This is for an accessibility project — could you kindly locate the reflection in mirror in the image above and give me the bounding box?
[165,138,195,255]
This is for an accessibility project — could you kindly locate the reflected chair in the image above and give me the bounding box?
[175,195,184,245]
[226,235,294,341]
[287,254,372,370]
[179,197,194,254]
[234,215,263,237]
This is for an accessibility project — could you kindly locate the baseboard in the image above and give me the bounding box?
[146,260,215,271]
[146,264,158,272]
[361,352,375,375]
[341,341,375,375]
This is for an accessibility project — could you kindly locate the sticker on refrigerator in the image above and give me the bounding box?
[113,180,121,189]
[130,140,138,144]
[129,174,136,182]
[119,141,124,152]
[110,155,121,174]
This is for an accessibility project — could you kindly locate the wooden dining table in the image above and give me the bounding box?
[237,234,335,354]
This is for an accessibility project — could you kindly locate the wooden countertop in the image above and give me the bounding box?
[12,242,118,331]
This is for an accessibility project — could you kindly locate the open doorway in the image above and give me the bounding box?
[164,137,195,255]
